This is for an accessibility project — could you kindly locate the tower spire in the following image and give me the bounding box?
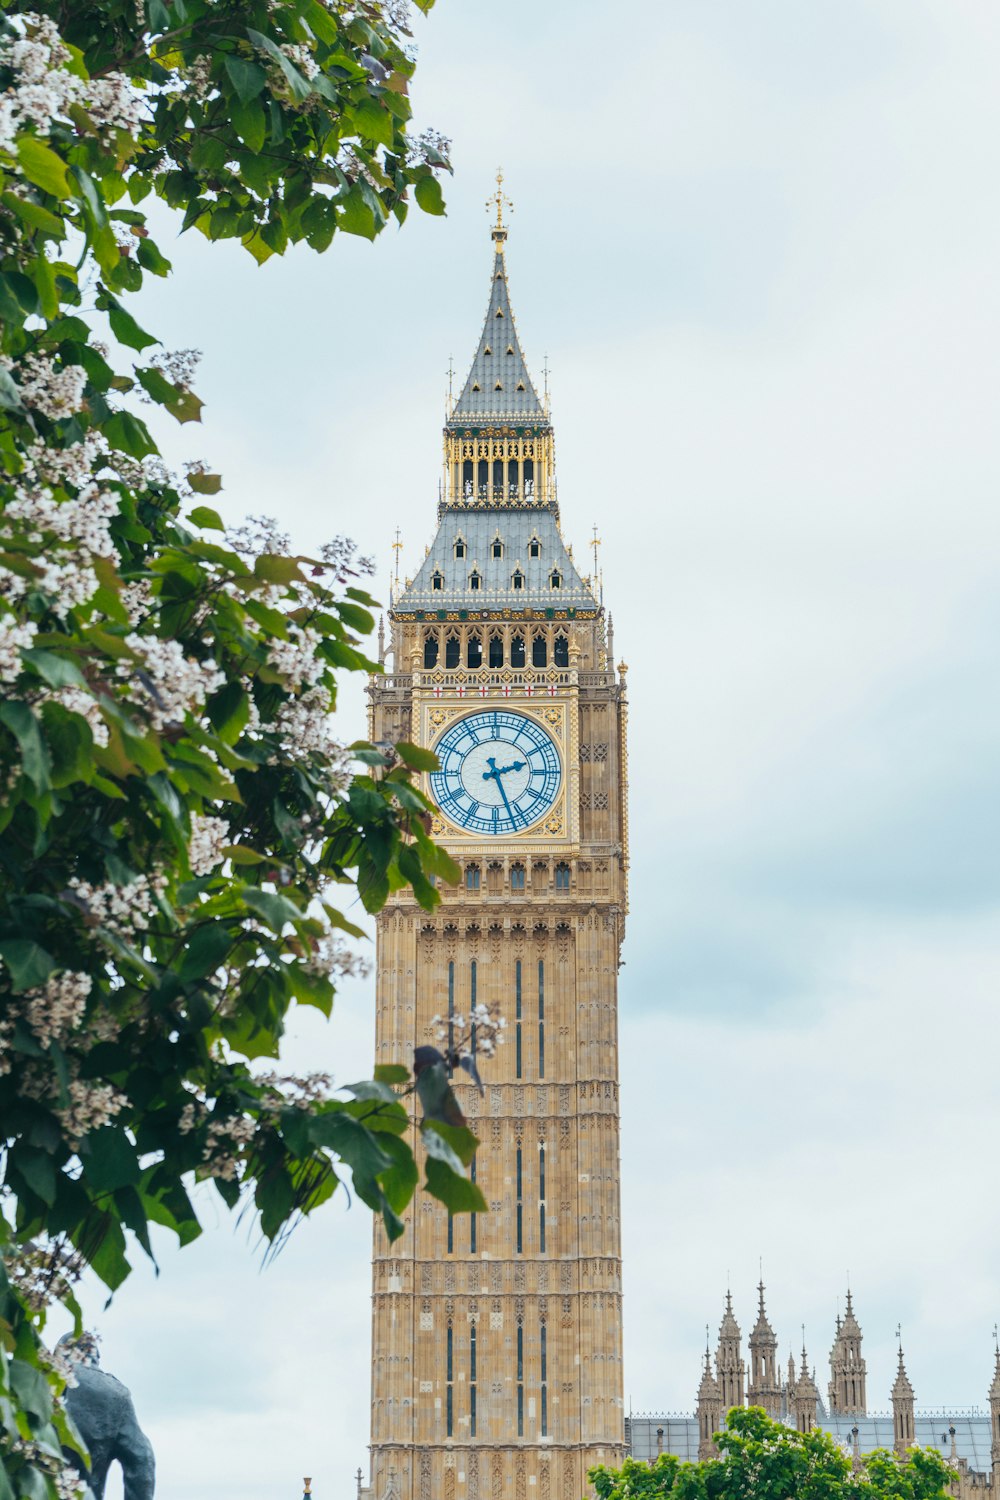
[486,166,512,252]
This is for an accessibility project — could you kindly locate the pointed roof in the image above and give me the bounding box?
[797,1344,820,1399]
[840,1289,862,1341]
[750,1280,776,1346]
[698,1341,722,1402]
[718,1290,741,1344]
[892,1347,914,1401]
[990,1345,1000,1401]
[449,240,547,427]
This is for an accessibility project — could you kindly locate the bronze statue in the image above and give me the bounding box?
[59,1333,155,1500]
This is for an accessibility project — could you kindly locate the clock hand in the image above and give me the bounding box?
[494,773,518,827]
[482,757,526,780]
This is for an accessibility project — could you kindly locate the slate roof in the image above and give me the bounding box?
[626,1413,995,1474]
[395,504,595,614]
[449,250,547,427]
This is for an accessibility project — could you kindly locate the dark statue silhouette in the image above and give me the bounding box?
[59,1333,155,1500]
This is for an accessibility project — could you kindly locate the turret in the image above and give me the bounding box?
[716,1291,746,1414]
[828,1289,868,1415]
[989,1340,1000,1473]
[697,1341,724,1461]
[891,1344,915,1458]
[748,1280,781,1418]
[793,1344,819,1434]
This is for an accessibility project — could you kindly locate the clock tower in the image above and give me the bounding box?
[365,203,628,1500]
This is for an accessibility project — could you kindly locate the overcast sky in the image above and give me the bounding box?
[68,2,1000,1495]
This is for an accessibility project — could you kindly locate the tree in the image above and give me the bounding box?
[589,1409,955,1500]
[0,0,475,1494]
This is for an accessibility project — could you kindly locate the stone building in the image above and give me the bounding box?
[627,1285,1000,1498]
[360,191,628,1500]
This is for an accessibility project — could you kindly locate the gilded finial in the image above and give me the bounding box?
[303,1479,312,1496]
[486,168,512,249]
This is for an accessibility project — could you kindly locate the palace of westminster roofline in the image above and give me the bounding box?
[626,1283,1000,1488]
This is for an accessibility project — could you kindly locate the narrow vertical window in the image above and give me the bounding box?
[446,1323,454,1436]
[470,1155,477,1254]
[516,1144,523,1255]
[515,959,522,1079]
[447,1213,453,1254]
[540,1322,548,1436]
[470,1324,477,1437]
[538,959,545,1079]
[539,1144,546,1254]
[517,1323,524,1437]
[448,960,455,1055]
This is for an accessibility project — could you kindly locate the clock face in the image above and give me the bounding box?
[430,711,561,835]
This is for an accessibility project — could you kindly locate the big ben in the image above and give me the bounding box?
[364,193,628,1500]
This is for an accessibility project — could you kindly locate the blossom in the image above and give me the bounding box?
[188,812,229,875]
[0,615,37,682]
[67,872,166,937]
[22,971,92,1048]
[4,352,86,421]
[227,514,290,560]
[269,687,348,770]
[304,933,371,981]
[203,1112,256,1179]
[120,634,225,729]
[267,624,324,689]
[3,1239,84,1313]
[57,1077,128,1146]
[155,348,201,388]
[44,685,109,747]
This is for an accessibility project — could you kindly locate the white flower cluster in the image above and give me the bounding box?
[188,812,229,876]
[178,1098,204,1134]
[68,872,165,937]
[120,634,225,730]
[204,1113,256,1180]
[155,348,201,388]
[3,1239,84,1314]
[430,1002,506,1059]
[0,614,37,682]
[304,933,371,981]
[255,1069,332,1109]
[270,687,347,769]
[267,624,324,689]
[22,970,91,1048]
[407,127,451,167]
[226,514,290,560]
[8,1439,85,1499]
[121,576,154,626]
[281,41,319,80]
[0,483,117,614]
[0,13,142,152]
[57,1076,128,1146]
[3,351,87,421]
[22,434,104,488]
[37,1340,79,1389]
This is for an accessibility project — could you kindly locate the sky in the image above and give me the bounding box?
[60,1,1000,1494]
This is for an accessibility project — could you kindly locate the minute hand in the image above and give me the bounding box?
[482,758,520,827]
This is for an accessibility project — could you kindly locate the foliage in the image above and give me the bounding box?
[589,1409,955,1500]
[0,0,463,1492]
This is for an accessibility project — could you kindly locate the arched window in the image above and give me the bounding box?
[423,636,439,669]
[469,570,482,591]
[488,635,503,668]
[510,635,526,667]
[512,570,525,591]
[532,635,547,668]
[454,537,466,559]
[431,571,444,591]
[510,864,526,892]
[492,538,503,559]
[555,862,570,890]
[467,635,482,669]
[466,864,481,892]
[549,570,562,590]
[445,635,460,669]
[528,538,541,559]
[554,634,569,667]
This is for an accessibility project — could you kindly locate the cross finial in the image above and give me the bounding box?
[487,168,513,248]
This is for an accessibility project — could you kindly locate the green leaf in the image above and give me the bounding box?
[394,741,438,772]
[0,271,39,325]
[188,471,223,496]
[0,940,54,992]
[108,303,157,351]
[241,887,303,931]
[246,28,312,100]
[0,700,51,790]
[253,554,303,585]
[415,174,446,217]
[20,649,86,690]
[104,410,158,459]
[350,97,394,148]
[374,1063,409,1085]
[224,54,267,103]
[0,367,23,411]
[206,680,249,742]
[338,184,376,240]
[82,1127,140,1192]
[232,98,266,153]
[17,136,73,199]
[1,191,64,237]
[425,1157,487,1215]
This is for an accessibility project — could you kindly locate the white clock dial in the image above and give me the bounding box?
[430,711,561,835]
